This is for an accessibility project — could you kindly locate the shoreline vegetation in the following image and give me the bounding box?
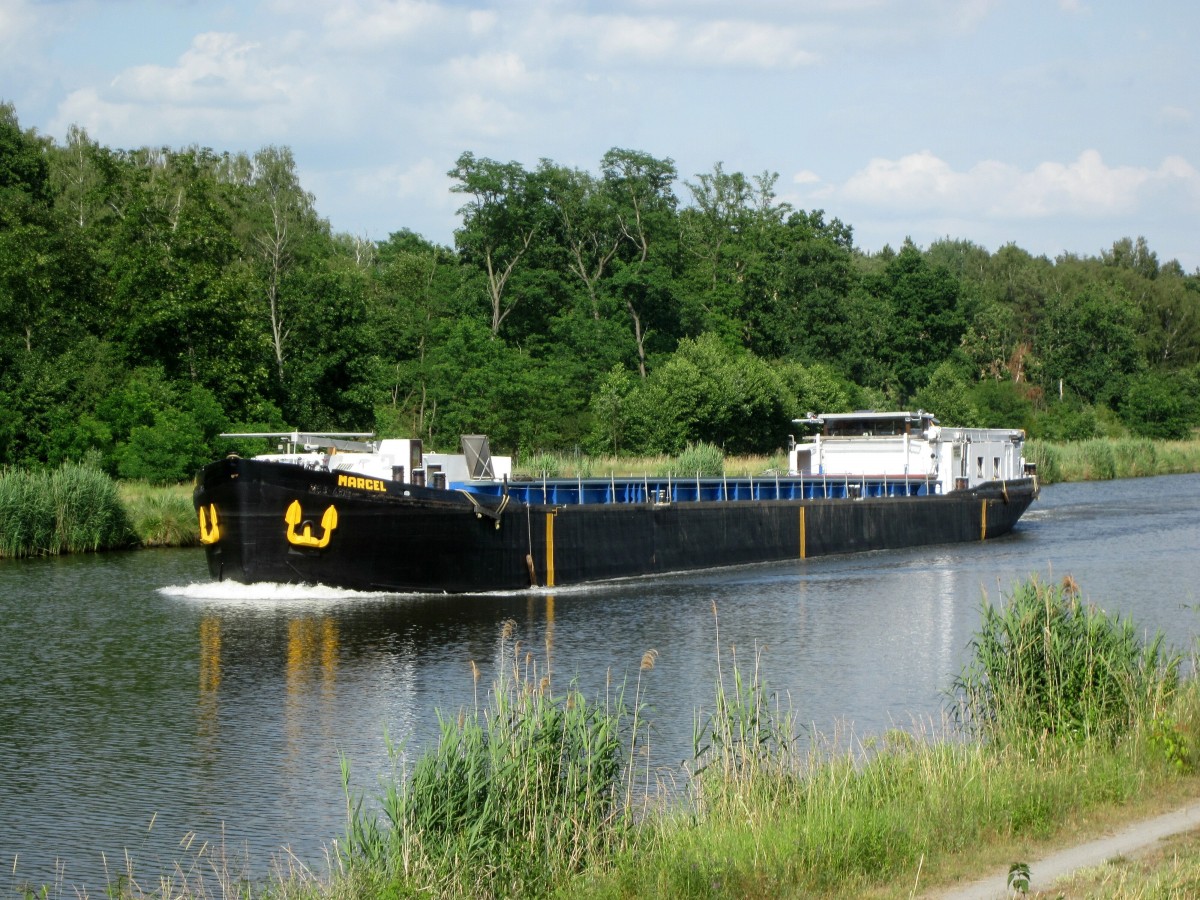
[10,578,1200,898]
[1,435,1200,559]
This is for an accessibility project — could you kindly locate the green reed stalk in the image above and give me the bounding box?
[338,626,649,898]
[1028,437,1200,483]
[0,463,133,557]
[952,576,1180,745]
[118,481,200,547]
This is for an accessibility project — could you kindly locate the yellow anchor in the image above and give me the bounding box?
[198,504,221,545]
[285,500,338,549]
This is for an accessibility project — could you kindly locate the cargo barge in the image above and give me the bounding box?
[193,411,1038,593]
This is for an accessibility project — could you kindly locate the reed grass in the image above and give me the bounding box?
[17,578,1200,899]
[0,462,134,557]
[336,624,658,898]
[1028,437,1200,484]
[118,481,201,547]
[514,449,786,479]
[952,575,1181,746]
[658,442,725,477]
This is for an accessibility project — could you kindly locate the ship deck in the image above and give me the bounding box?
[455,473,946,505]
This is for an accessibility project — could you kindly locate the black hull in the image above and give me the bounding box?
[193,457,1038,593]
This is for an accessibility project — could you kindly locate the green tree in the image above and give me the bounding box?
[619,334,792,454]
[600,148,680,378]
[911,360,980,427]
[101,148,261,411]
[748,210,864,366]
[368,230,464,439]
[0,103,75,359]
[679,163,790,344]
[450,152,549,336]
[1119,371,1199,439]
[864,242,968,398]
[241,146,323,382]
[1037,283,1144,407]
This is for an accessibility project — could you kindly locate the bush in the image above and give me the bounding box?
[0,461,134,557]
[339,627,644,896]
[518,452,564,479]
[1120,372,1199,440]
[663,441,725,477]
[953,576,1179,745]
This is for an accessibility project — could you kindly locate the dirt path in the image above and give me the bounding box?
[925,801,1200,899]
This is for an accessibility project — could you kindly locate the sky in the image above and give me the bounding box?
[2,0,1198,269]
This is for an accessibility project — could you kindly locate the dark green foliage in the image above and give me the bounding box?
[1030,397,1100,441]
[911,360,981,427]
[968,379,1035,431]
[1037,284,1145,408]
[612,333,795,455]
[2,94,1199,476]
[869,242,969,397]
[953,577,1179,744]
[1120,371,1200,439]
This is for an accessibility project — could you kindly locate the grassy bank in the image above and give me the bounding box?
[0,464,199,557]
[1024,436,1200,484]
[117,481,200,547]
[324,577,1197,899]
[0,462,135,557]
[11,576,1200,898]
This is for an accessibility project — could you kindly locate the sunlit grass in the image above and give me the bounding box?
[0,462,134,557]
[1027,437,1200,484]
[514,448,787,479]
[118,481,200,547]
[12,579,1200,899]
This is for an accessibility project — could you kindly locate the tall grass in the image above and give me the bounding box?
[118,481,201,547]
[952,576,1180,745]
[18,578,1200,899]
[690,601,794,804]
[1028,437,1200,484]
[516,443,787,480]
[659,441,725,477]
[0,462,134,557]
[596,582,1197,898]
[337,624,657,898]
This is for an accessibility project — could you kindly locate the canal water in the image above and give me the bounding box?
[2,474,1199,892]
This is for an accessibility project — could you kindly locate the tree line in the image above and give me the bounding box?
[2,102,1199,482]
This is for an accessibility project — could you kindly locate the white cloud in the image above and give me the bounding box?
[835,150,1200,220]
[585,13,819,68]
[444,52,537,94]
[0,0,53,64]
[266,0,452,49]
[1159,105,1192,124]
[687,20,820,67]
[52,31,324,144]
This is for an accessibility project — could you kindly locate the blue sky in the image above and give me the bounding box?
[3,0,1198,269]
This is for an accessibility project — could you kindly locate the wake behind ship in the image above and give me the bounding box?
[193,411,1038,593]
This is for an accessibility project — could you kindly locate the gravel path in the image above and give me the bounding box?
[925,801,1200,899]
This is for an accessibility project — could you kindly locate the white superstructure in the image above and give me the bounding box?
[788,411,1028,494]
[220,431,512,486]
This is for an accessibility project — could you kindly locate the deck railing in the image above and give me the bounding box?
[456,474,941,506]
